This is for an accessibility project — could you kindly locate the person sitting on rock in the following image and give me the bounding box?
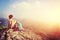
[8,14,19,31]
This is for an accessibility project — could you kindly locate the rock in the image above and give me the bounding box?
[0,29,43,40]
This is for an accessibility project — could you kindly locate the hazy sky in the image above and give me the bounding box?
[1,0,60,23]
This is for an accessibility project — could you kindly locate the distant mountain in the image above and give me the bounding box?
[0,18,8,29]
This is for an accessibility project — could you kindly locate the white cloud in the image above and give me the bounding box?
[5,0,60,23]
[7,1,41,19]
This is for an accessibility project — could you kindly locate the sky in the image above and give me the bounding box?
[0,0,60,24]
[0,0,14,17]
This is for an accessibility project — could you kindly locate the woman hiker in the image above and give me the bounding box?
[8,14,19,31]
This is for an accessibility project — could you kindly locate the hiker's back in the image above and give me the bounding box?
[8,19,19,31]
